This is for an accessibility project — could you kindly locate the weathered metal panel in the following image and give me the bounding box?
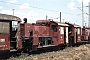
[33,25,49,36]
[0,22,10,34]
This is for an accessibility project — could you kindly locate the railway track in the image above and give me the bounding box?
[0,43,88,60]
[5,44,79,59]
[8,44,90,60]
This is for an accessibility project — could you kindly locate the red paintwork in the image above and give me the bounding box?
[20,20,65,46]
[65,23,81,44]
[20,21,51,46]
[73,27,81,43]
[49,21,65,46]
[0,34,10,51]
[82,27,90,41]
[0,18,83,54]
[77,28,81,43]
[33,25,50,36]
[57,26,64,45]
[36,20,50,24]
[57,22,70,45]
[17,39,22,49]
[33,37,38,45]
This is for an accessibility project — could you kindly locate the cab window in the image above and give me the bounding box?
[52,25,57,32]
[12,21,18,31]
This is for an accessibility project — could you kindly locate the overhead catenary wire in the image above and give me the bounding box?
[0,0,78,15]
[77,7,89,15]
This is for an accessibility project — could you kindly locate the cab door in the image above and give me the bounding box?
[50,24,58,45]
[58,26,64,45]
[77,28,81,43]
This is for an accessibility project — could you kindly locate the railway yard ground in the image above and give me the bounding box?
[6,44,90,60]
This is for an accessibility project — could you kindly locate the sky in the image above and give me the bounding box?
[0,0,90,27]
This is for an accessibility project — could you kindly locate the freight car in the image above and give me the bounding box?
[0,14,22,54]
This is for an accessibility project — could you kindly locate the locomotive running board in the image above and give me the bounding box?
[10,49,17,52]
[81,41,88,43]
[37,45,56,48]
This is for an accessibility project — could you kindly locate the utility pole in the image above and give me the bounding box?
[12,9,15,16]
[85,23,87,26]
[63,19,65,22]
[12,9,15,27]
[89,2,90,26]
[82,0,84,27]
[60,12,61,22]
[46,15,48,20]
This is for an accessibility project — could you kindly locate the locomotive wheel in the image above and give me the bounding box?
[28,51,32,55]
[88,36,90,44]
[88,41,90,44]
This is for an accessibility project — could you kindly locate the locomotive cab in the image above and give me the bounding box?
[65,22,81,46]
[57,22,69,46]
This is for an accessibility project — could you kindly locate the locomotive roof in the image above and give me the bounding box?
[36,20,50,23]
[84,27,90,29]
[0,14,21,21]
[73,24,81,28]
[57,22,69,26]
[65,22,81,28]
[36,20,58,25]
